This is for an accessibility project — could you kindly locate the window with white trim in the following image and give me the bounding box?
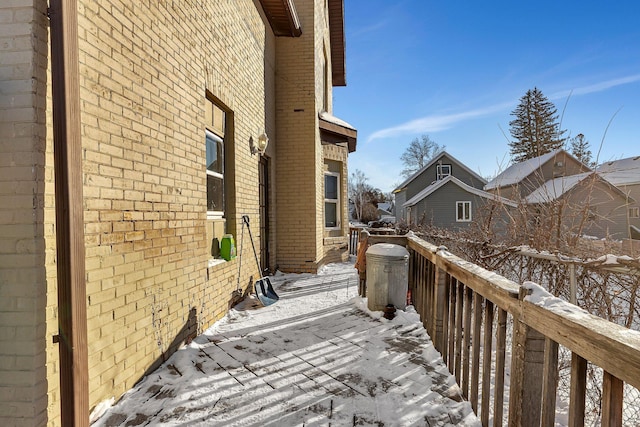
[324,172,340,229]
[205,99,226,220]
[437,164,451,180]
[456,201,471,222]
[630,207,640,218]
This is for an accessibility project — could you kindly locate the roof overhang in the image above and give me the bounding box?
[328,0,346,86]
[259,0,302,37]
[319,113,357,153]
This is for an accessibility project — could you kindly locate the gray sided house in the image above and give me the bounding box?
[484,149,591,200]
[393,151,487,223]
[524,172,634,240]
[402,175,517,231]
[597,156,640,238]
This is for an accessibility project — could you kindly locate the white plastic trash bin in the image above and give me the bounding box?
[366,243,409,312]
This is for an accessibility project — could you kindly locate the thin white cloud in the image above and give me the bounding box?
[367,74,640,143]
[550,73,640,100]
[367,101,512,143]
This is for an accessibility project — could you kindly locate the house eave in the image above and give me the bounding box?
[259,0,302,37]
[328,0,346,86]
[319,113,357,153]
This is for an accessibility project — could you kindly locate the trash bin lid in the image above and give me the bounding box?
[366,243,409,260]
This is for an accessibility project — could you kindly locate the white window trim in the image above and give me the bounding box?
[324,171,340,230]
[456,201,472,222]
[437,164,451,180]
[630,206,640,219]
[206,129,224,220]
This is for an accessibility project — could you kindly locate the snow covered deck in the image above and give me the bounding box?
[92,261,479,426]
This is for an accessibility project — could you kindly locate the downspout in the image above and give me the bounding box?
[49,0,89,425]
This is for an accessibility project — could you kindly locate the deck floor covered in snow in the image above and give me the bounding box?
[92,261,479,426]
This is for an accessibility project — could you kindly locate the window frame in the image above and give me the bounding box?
[630,206,640,219]
[437,164,452,180]
[456,200,472,222]
[324,171,340,230]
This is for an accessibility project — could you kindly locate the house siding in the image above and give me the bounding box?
[0,0,355,424]
[396,153,485,222]
[410,181,486,230]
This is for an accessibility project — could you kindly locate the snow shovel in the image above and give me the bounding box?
[242,215,279,306]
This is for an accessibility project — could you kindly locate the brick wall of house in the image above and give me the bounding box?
[0,1,50,425]
[25,1,276,423]
[2,0,349,423]
[274,1,320,273]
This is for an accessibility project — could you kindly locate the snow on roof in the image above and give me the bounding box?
[393,150,486,192]
[318,111,356,130]
[403,175,517,208]
[484,149,564,190]
[596,156,640,186]
[524,172,592,204]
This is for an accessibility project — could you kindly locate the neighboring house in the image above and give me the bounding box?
[524,172,634,240]
[597,156,640,238]
[485,150,635,240]
[484,149,591,200]
[393,151,487,223]
[402,175,517,230]
[377,202,393,219]
[1,0,356,425]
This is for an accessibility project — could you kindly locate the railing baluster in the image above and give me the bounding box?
[493,308,507,427]
[470,292,482,412]
[601,371,623,427]
[541,338,559,427]
[568,353,587,427]
[454,280,464,383]
[445,276,454,367]
[481,300,494,426]
[462,286,473,398]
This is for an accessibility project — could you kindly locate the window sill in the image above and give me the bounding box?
[208,258,228,268]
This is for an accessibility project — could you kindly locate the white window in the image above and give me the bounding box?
[630,207,640,218]
[437,164,451,180]
[324,172,340,229]
[206,130,224,219]
[456,201,471,222]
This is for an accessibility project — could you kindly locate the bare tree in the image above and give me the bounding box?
[400,134,444,178]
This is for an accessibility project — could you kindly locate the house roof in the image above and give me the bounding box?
[319,111,357,152]
[484,149,565,191]
[596,156,640,186]
[259,0,345,86]
[393,151,487,193]
[524,172,593,204]
[524,172,635,204]
[403,175,517,208]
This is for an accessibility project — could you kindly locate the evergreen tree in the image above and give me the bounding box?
[508,87,566,163]
[400,134,444,178]
[569,133,595,168]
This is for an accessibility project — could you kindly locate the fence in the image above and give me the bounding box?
[402,234,640,426]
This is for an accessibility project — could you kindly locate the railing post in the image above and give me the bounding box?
[509,286,545,426]
[433,262,448,354]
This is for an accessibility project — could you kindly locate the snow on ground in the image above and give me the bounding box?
[91,259,479,426]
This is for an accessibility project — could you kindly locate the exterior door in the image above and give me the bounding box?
[259,157,270,273]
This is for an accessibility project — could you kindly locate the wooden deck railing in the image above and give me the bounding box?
[388,235,640,426]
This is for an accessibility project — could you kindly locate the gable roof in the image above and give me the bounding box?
[484,149,565,190]
[393,151,486,193]
[596,156,640,186]
[524,172,634,204]
[403,175,517,208]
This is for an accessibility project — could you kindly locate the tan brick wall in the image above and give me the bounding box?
[0,1,50,425]
[2,0,349,423]
[274,0,349,273]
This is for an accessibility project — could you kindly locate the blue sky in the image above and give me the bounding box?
[333,1,640,192]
